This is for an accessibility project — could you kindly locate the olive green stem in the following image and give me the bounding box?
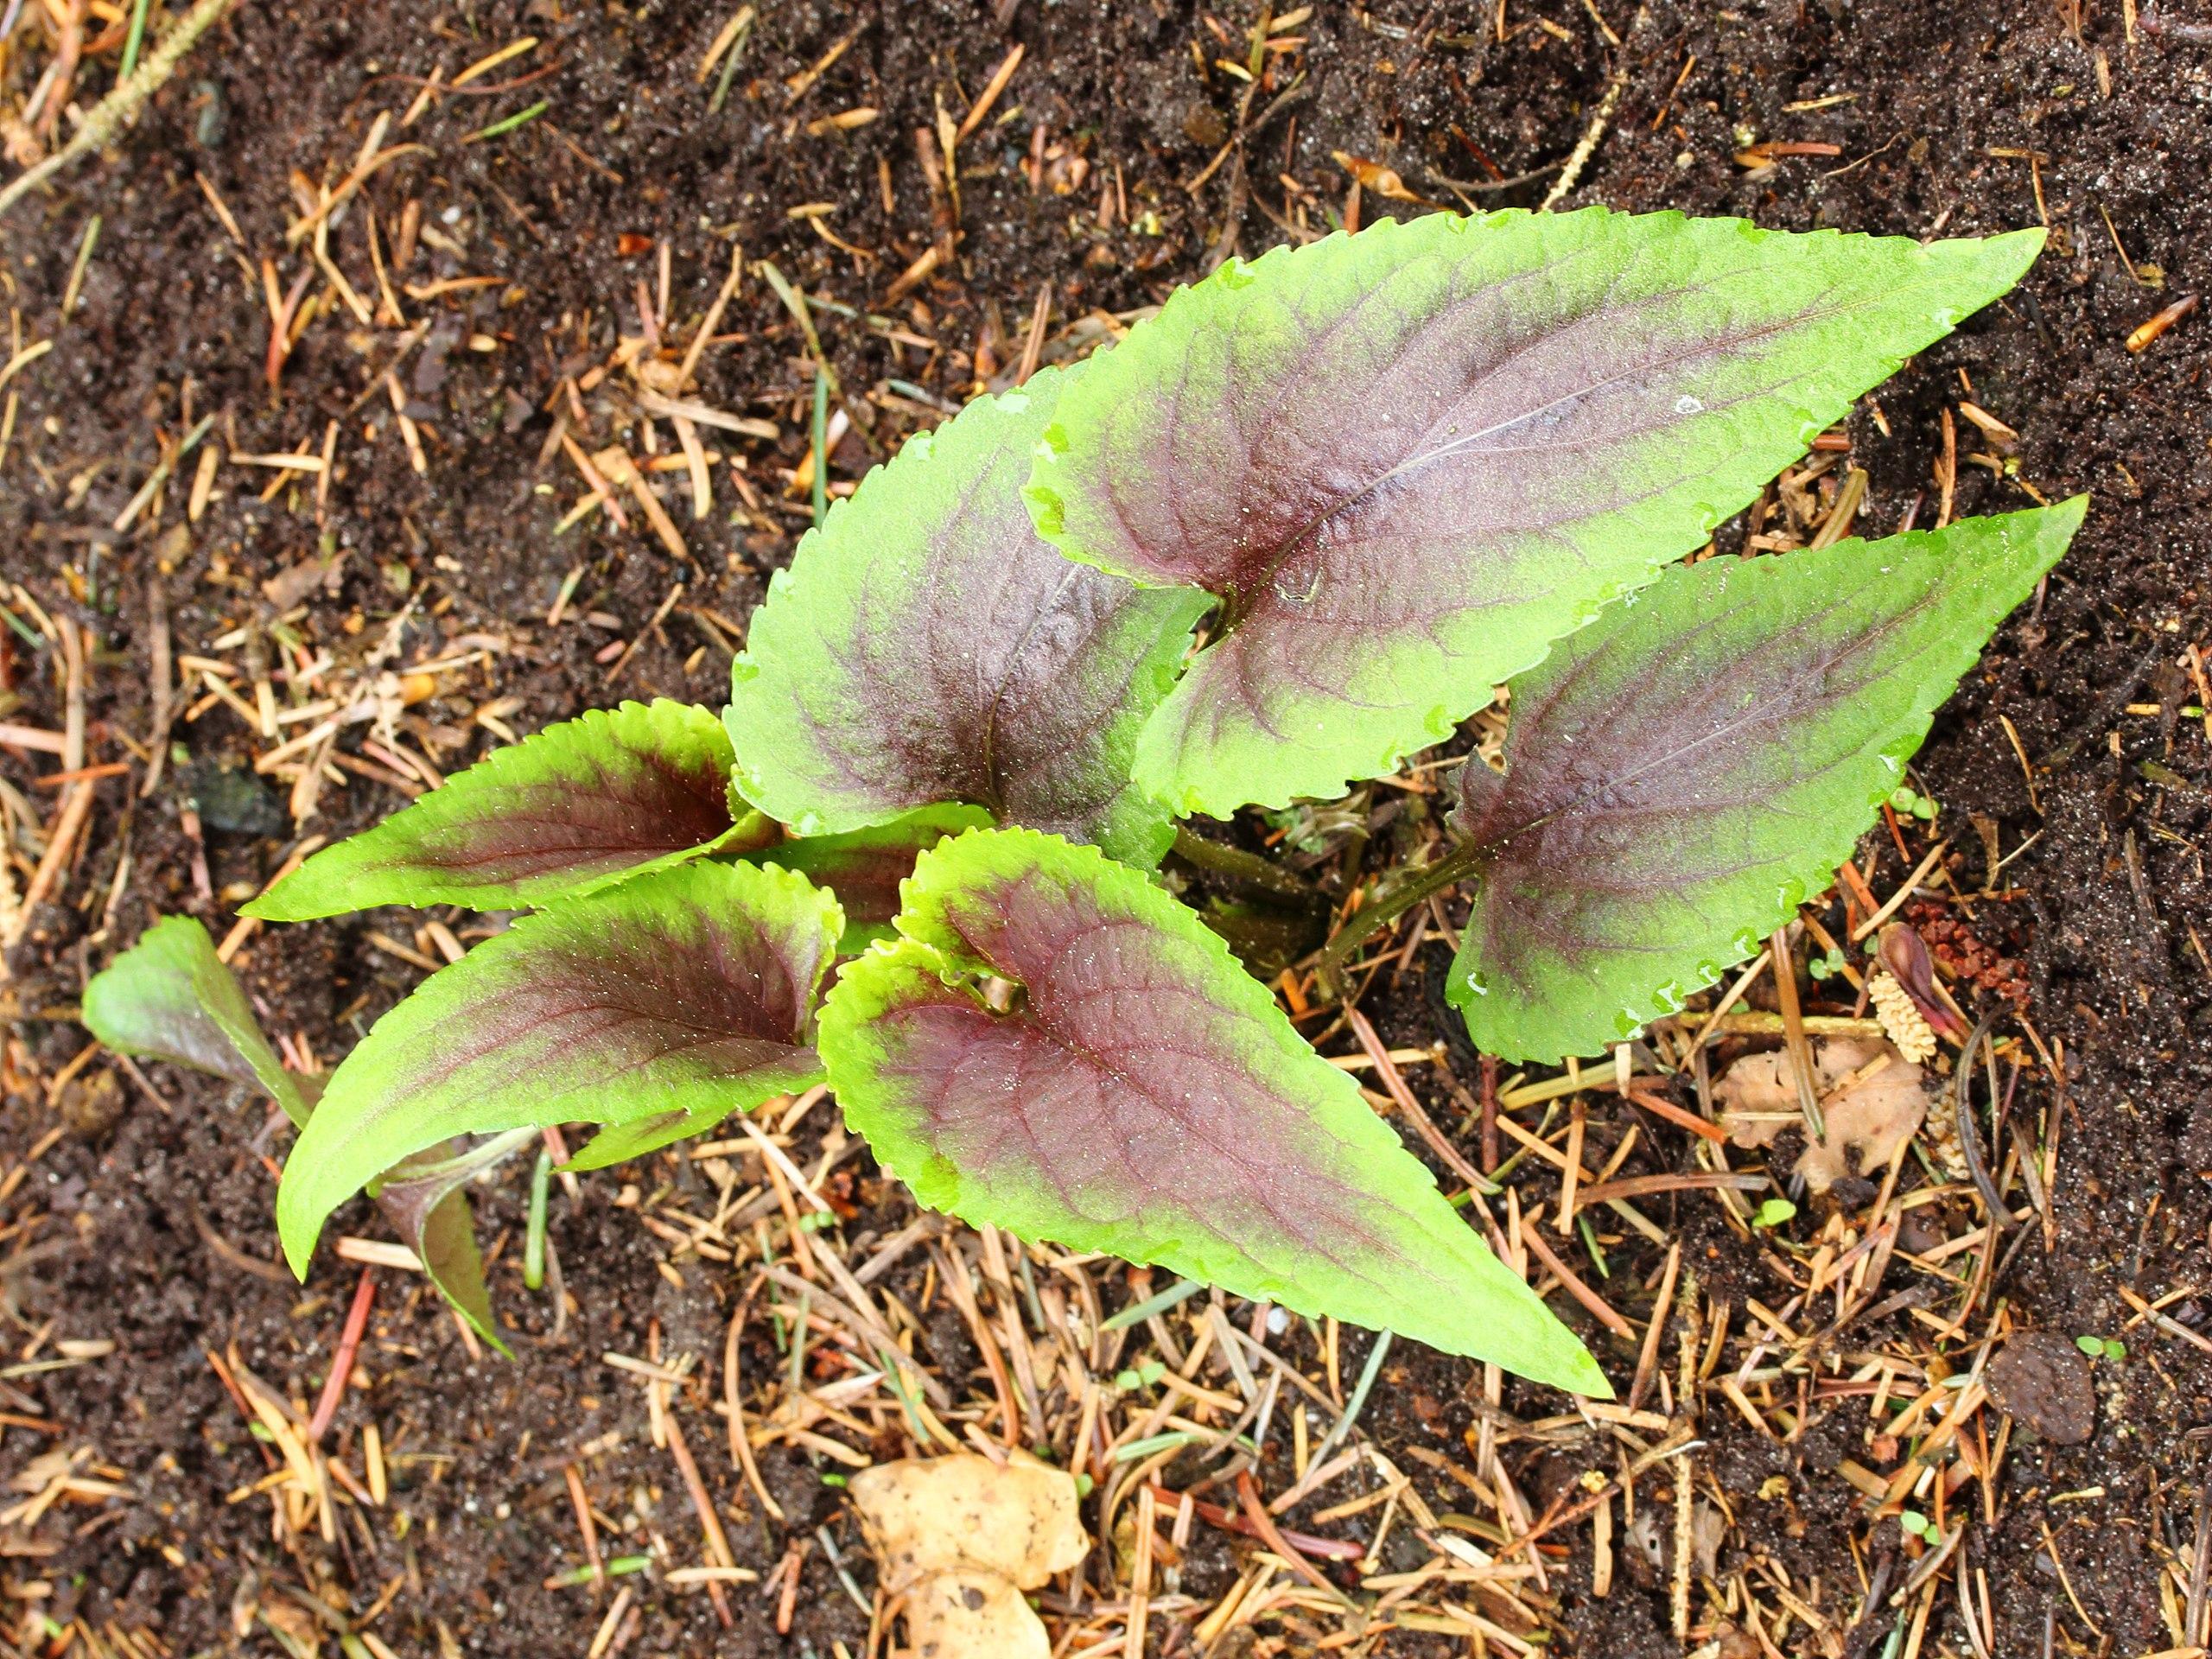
[1169,827,1322,906]
[1314,841,1483,995]
[524,1149,552,1291]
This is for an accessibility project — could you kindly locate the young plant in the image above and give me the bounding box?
[85,207,2083,1394]
[80,917,518,1347]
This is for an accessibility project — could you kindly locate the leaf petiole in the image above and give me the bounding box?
[1314,840,1484,996]
[1169,827,1322,906]
[524,1148,552,1291]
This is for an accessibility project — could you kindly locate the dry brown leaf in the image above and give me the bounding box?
[1715,1037,1928,1192]
[260,552,344,610]
[850,1452,1089,1659]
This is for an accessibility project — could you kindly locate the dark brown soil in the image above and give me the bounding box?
[3,0,2208,1655]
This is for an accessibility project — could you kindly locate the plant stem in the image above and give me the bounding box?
[809,366,830,525]
[1314,841,1482,995]
[524,1148,552,1290]
[1169,826,1320,905]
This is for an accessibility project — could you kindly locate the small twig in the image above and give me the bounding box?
[1146,1483,1363,1560]
[954,41,1024,143]
[2037,1517,2104,1639]
[564,1462,605,1588]
[675,244,746,391]
[142,576,174,797]
[2186,1472,2211,1648]
[1626,1243,1681,1411]
[1540,6,1648,210]
[1520,1207,1634,1337]
[306,1270,376,1443]
[2142,7,2212,40]
[602,582,684,686]
[1669,1280,1701,1642]
[664,1410,736,1627]
[722,1278,785,1525]
[8,780,93,944]
[1234,1470,1341,1596]
[1770,926,1826,1140]
[1346,1008,1491,1195]
[2038,631,2177,766]
[60,615,86,771]
[1573,1171,1767,1209]
[1954,1012,2011,1239]
[1431,160,1567,194]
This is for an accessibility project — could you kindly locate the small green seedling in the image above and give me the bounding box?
[1753,1198,1800,1230]
[85,207,2083,1395]
[1897,1510,1935,1540]
[2074,1334,2126,1362]
[1114,1361,1169,1394]
[1889,785,1939,821]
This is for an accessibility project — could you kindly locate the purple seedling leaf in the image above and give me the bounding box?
[1029,208,2046,815]
[728,364,1211,867]
[1448,501,2084,1061]
[821,826,1610,1392]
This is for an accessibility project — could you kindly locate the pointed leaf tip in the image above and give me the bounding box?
[1451,501,2082,1062]
[276,858,842,1276]
[247,699,747,921]
[1031,207,2050,815]
[822,825,1606,1392]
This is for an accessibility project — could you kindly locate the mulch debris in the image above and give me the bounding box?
[2,1,2208,1656]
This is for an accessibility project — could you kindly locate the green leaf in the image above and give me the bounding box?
[276,860,842,1275]
[246,700,766,920]
[560,1103,745,1173]
[727,365,1210,866]
[819,826,1608,1392]
[1448,500,2084,1062]
[81,916,514,1348]
[82,915,312,1125]
[1027,207,2045,816]
[372,1129,537,1351]
[742,804,991,952]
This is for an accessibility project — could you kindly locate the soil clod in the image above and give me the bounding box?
[1986,1331,2098,1446]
